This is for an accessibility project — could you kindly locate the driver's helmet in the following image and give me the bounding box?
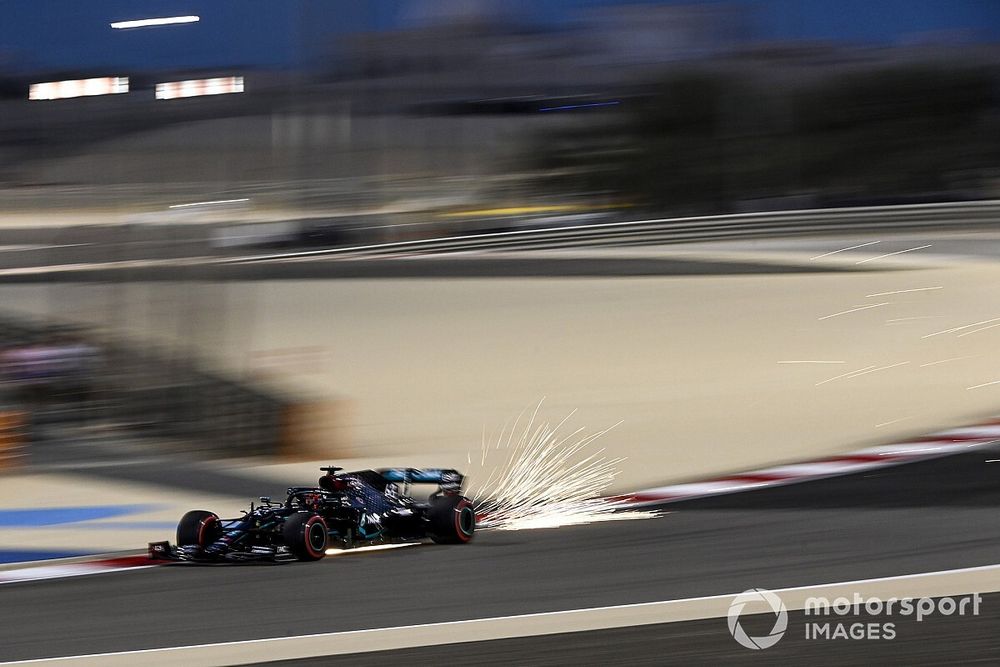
[319,474,349,492]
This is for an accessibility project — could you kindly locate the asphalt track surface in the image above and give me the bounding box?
[4,448,1000,663]
[250,593,1000,666]
[4,230,1000,664]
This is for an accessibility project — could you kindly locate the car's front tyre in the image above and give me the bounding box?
[177,510,222,548]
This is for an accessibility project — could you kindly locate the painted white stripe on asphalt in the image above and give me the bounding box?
[0,563,155,585]
[748,460,883,477]
[631,480,767,497]
[6,563,1000,666]
[851,443,950,456]
[0,564,106,581]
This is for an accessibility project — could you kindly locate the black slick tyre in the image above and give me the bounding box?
[283,513,328,561]
[428,495,475,544]
[177,510,222,548]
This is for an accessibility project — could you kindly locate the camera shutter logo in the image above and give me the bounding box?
[727,588,788,650]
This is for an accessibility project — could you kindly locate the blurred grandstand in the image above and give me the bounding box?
[0,3,997,242]
[0,1,998,464]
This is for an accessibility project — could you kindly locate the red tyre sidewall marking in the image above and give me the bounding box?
[454,500,473,542]
[198,515,218,547]
[304,516,328,557]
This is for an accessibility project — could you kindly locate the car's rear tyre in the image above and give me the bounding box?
[428,495,475,544]
[283,513,328,561]
[177,510,222,548]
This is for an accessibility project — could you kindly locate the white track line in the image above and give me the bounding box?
[7,563,1000,666]
[0,562,155,585]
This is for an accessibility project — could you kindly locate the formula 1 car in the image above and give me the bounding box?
[148,466,475,562]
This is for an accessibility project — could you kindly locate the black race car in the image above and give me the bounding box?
[148,466,475,562]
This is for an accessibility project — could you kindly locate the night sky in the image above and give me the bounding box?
[1,0,998,74]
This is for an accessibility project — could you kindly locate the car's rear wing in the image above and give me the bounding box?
[378,468,464,490]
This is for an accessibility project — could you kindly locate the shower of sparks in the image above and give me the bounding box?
[919,356,975,367]
[923,317,1000,339]
[809,241,880,260]
[967,380,1000,390]
[818,303,890,321]
[815,365,877,385]
[777,360,845,364]
[844,361,909,379]
[865,286,942,297]
[874,417,910,428]
[468,403,660,531]
[854,245,932,264]
[816,361,908,386]
[957,321,1000,338]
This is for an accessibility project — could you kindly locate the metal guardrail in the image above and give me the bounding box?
[232,200,1000,262]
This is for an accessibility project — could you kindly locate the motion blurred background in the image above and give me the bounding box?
[1,0,1000,485]
[5,1,1000,663]
[3,0,999,216]
[0,0,999,478]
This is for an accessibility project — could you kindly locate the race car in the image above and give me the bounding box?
[148,466,476,562]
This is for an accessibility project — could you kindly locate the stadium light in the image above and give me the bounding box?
[110,16,200,29]
[155,76,245,100]
[29,77,129,101]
